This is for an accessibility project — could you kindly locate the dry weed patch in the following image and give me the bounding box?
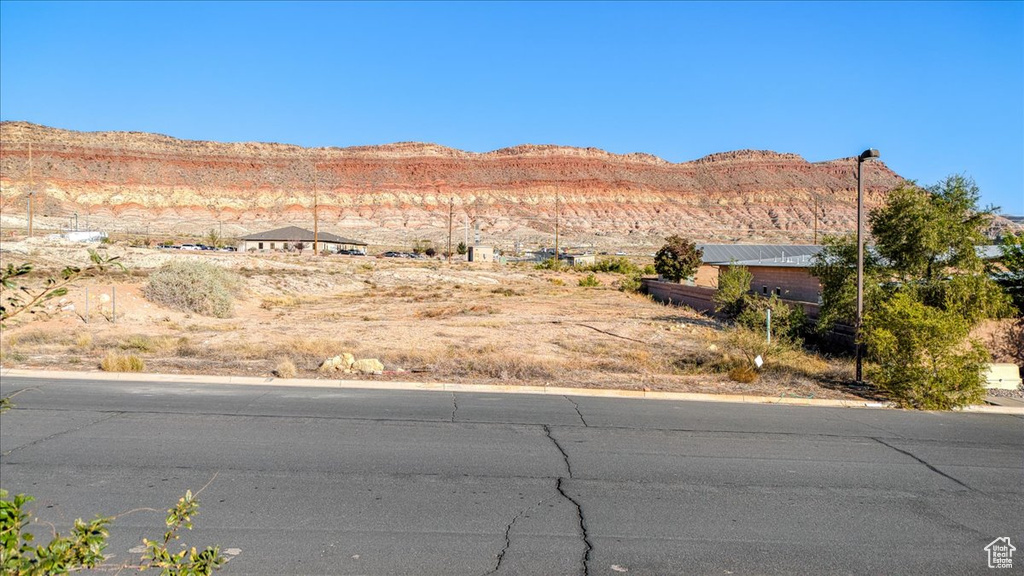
[274,358,298,378]
[100,351,145,372]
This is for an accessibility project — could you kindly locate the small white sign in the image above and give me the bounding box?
[754,355,764,369]
[986,537,1015,569]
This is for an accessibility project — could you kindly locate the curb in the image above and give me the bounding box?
[3,368,1022,414]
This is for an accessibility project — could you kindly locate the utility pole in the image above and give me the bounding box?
[447,197,454,263]
[312,162,319,256]
[554,192,560,266]
[813,196,819,245]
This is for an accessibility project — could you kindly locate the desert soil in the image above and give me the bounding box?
[0,238,909,401]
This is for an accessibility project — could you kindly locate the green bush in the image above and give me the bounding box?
[578,273,601,287]
[585,257,639,275]
[864,291,988,409]
[616,274,643,293]
[654,235,703,282]
[714,264,753,318]
[144,261,240,318]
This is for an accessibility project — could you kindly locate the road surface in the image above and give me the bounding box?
[1,375,1022,575]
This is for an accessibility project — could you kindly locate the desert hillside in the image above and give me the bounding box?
[0,122,907,248]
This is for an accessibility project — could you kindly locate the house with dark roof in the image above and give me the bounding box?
[695,244,824,303]
[238,226,367,254]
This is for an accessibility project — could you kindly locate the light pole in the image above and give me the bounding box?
[855,148,880,383]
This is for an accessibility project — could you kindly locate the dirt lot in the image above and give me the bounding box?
[1,238,894,400]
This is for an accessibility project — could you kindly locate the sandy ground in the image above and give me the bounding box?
[6,237,1004,401]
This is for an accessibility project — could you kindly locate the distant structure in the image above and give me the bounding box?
[467,245,494,263]
[239,226,366,254]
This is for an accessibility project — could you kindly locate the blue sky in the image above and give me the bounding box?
[2,1,1021,214]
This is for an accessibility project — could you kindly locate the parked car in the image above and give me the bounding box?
[180,244,200,251]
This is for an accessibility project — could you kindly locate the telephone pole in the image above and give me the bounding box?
[312,162,319,255]
[813,196,819,245]
[553,192,560,266]
[447,197,454,263]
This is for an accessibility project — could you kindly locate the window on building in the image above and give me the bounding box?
[762,286,768,295]
[775,287,781,296]
[258,242,263,250]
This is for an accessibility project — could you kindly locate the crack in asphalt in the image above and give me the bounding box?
[484,496,550,576]
[564,396,588,427]
[1,411,123,457]
[451,392,458,423]
[557,477,593,576]
[544,425,592,576]
[544,425,573,478]
[871,437,981,494]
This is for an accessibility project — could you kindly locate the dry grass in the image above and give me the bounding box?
[274,358,298,378]
[260,295,317,309]
[74,332,94,350]
[0,251,864,399]
[100,351,145,372]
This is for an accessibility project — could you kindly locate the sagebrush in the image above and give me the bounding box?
[144,261,241,318]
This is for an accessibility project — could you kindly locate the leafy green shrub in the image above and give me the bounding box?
[735,294,807,343]
[535,258,560,270]
[616,274,643,293]
[144,261,240,318]
[578,273,601,287]
[864,291,988,409]
[654,235,703,282]
[714,263,753,318]
[100,351,145,372]
[586,257,639,275]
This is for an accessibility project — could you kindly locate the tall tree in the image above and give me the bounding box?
[811,176,1011,409]
[654,235,703,283]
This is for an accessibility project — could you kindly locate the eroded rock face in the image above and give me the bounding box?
[0,122,908,247]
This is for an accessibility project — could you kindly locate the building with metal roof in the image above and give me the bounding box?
[238,226,367,253]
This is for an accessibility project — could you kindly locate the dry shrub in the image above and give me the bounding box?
[417,305,497,319]
[117,334,174,353]
[7,328,70,347]
[75,332,94,350]
[260,295,314,309]
[100,351,145,372]
[175,336,200,357]
[144,261,240,318]
[274,358,298,378]
[417,306,460,319]
[728,365,759,383]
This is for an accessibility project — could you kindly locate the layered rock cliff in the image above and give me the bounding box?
[0,122,907,248]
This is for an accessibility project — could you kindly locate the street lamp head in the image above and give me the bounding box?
[858,149,880,162]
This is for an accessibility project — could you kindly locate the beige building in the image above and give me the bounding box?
[691,244,823,303]
[467,245,494,263]
[239,226,367,254]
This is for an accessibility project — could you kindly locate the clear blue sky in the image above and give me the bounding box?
[2,1,1021,214]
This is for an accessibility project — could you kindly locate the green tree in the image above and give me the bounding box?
[811,175,1011,409]
[864,292,988,409]
[713,263,753,318]
[997,231,1024,313]
[654,235,703,283]
[456,241,468,256]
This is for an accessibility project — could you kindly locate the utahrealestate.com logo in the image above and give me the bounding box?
[985,538,1015,569]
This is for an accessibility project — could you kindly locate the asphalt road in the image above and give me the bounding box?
[1,376,1022,575]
